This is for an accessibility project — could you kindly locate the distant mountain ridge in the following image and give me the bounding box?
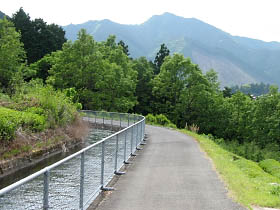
[47,13,280,87]
[0,10,7,19]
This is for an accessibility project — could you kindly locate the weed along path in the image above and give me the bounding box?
[89,125,246,210]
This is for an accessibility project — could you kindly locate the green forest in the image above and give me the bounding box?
[0,8,280,164]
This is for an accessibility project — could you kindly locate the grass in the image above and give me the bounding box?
[259,159,280,180]
[181,130,280,209]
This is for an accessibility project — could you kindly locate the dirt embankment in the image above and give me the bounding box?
[0,117,90,177]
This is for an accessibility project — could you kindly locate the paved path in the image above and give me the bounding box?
[88,125,246,210]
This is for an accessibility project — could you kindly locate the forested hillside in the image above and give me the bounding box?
[63,12,280,87]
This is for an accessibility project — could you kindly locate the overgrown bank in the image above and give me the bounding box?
[0,82,88,175]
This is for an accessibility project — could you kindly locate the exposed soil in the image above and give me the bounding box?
[0,116,90,177]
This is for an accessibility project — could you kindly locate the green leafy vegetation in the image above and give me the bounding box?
[0,107,45,141]
[46,30,137,112]
[11,8,66,64]
[12,81,78,127]
[0,17,26,89]
[146,114,176,128]
[0,81,78,143]
[259,159,280,180]
[183,130,280,208]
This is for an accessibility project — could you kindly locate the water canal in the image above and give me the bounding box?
[0,127,119,209]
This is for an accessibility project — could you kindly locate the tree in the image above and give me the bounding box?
[118,40,129,56]
[48,30,137,112]
[225,91,254,143]
[153,43,170,75]
[0,18,25,89]
[223,87,233,98]
[152,54,203,126]
[133,57,154,115]
[29,54,53,82]
[252,86,280,147]
[11,8,66,64]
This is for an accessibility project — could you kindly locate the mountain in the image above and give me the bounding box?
[0,10,7,19]
[63,12,280,87]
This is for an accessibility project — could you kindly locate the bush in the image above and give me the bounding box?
[146,113,177,128]
[155,114,171,125]
[21,111,45,131]
[212,139,274,162]
[259,159,280,179]
[13,80,77,128]
[0,107,45,141]
[146,114,157,124]
[0,80,78,142]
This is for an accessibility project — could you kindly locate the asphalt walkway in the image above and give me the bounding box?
[88,125,246,210]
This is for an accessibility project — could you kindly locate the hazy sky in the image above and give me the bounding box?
[2,0,280,42]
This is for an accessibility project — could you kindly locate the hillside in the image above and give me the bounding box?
[63,13,280,87]
[0,10,7,19]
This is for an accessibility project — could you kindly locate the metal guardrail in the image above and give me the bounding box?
[0,111,145,210]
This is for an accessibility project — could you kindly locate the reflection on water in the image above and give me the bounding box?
[0,128,123,210]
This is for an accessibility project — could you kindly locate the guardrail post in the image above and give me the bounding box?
[80,152,85,210]
[130,125,136,156]
[100,141,105,189]
[136,123,142,150]
[114,134,125,175]
[119,114,122,129]
[100,141,114,191]
[94,112,97,128]
[140,121,146,145]
[43,170,50,210]
[128,114,130,126]
[102,112,105,126]
[123,129,129,164]
[111,113,113,130]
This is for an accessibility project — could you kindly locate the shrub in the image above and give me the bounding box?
[0,107,45,141]
[145,113,177,128]
[146,114,156,124]
[0,80,78,142]
[259,159,280,179]
[21,111,45,131]
[13,80,77,128]
[155,114,171,125]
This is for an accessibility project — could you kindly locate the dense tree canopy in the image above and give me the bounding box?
[132,57,154,115]
[11,8,66,64]
[47,30,137,112]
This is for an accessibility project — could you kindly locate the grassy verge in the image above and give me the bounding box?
[181,130,280,209]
